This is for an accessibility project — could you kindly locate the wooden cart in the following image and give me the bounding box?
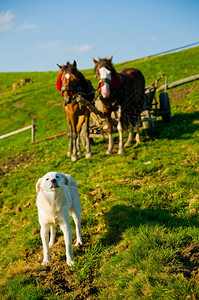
[77,73,199,137]
[141,73,199,131]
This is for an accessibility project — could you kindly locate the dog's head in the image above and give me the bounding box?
[36,172,69,193]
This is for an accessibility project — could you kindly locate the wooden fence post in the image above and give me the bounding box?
[32,120,36,143]
[0,120,36,142]
[164,77,168,92]
[157,74,199,92]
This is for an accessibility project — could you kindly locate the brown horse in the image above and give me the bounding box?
[92,56,145,154]
[57,61,94,162]
[20,78,33,85]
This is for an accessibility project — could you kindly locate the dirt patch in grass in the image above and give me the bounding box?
[0,152,35,179]
[14,234,100,299]
[46,100,62,107]
[176,243,199,283]
[170,86,195,101]
[12,101,25,109]
[1,104,11,111]
[89,188,107,204]
[29,262,98,299]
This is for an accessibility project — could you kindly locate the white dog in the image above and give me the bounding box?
[36,172,83,266]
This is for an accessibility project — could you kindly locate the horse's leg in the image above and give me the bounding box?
[84,111,92,158]
[117,106,124,154]
[76,116,84,156]
[76,115,85,156]
[125,123,134,146]
[77,112,92,158]
[135,122,141,144]
[71,115,78,162]
[80,122,87,148]
[106,114,114,155]
[66,112,73,156]
[125,114,140,146]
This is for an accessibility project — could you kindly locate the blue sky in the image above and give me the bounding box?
[0,0,198,72]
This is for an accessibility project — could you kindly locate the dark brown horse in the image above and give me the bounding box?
[57,61,94,162]
[92,56,145,154]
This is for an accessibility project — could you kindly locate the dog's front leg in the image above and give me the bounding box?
[49,225,56,248]
[60,222,74,266]
[40,225,50,264]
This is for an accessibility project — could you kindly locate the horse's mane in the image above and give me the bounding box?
[61,61,76,74]
[60,62,84,82]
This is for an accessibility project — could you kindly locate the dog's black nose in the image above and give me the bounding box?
[51,178,56,183]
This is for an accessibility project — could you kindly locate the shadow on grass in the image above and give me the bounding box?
[91,111,199,150]
[101,205,199,246]
[154,111,199,140]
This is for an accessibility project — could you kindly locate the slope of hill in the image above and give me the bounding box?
[0,46,199,299]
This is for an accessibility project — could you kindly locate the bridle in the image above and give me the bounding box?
[96,66,112,90]
[61,74,82,104]
[61,84,82,95]
[97,77,112,90]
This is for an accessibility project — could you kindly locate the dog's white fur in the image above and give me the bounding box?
[36,172,83,266]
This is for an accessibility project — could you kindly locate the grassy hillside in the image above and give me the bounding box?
[0,46,199,299]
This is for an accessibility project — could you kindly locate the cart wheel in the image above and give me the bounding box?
[159,92,172,123]
[141,110,154,132]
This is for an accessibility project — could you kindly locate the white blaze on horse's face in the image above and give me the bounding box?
[99,67,111,98]
[65,73,70,79]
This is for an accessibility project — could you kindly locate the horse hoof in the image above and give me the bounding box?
[124,141,133,147]
[106,150,112,155]
[67,151,72,156]
[118,149,124,154]
[71,156,78,162]
[86,153,92,158]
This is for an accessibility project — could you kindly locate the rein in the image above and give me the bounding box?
[62,84,95,105]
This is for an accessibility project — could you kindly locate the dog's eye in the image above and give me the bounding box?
[46,178,49,181]
[56,175,59,178]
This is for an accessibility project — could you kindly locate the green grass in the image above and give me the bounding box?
[0,46,199,299]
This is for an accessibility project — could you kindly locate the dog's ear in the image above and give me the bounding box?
[61,174,69,186]
[36,178,42,193]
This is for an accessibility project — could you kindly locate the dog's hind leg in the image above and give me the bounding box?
[71,209,83,246]
[49,225,56,248]
[40,225,50,265]
[60,220,74,266]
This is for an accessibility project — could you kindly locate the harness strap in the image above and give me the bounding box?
[129,74,136,82]
[97,73,123,91]
[61,86,70,92]
[61,85,83,96]
[111,73,123,90]
[97,78,112,90]
[61,86,74,97]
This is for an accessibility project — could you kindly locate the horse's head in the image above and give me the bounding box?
[92,56,115,99]
[57,60,79,104]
